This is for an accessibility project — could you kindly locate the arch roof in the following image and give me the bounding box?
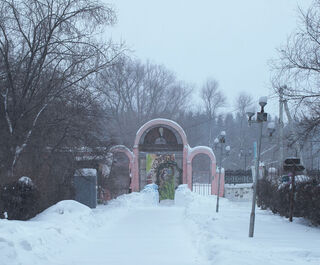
[134,118,188,147]
[110,145,134,161]
[188,146,216,163]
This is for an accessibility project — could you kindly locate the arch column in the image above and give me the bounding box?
[183,145,188,184]
[132,146,139,192]
[187,160,192,190]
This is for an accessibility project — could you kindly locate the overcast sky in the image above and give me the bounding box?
[107,0,313,115]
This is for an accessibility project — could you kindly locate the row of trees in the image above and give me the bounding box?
[0,0,123,213]
[1,0,246,214]
[271,0,320,169]
[3,0,320,217]
[0,0,120,183]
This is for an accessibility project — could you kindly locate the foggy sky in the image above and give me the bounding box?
[106,0,313,115]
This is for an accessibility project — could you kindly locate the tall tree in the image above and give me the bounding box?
[234,92,253,167]
[200,78,226,146]
[272,0,320,165]
[97,58,192,145]
[0,0,121,179]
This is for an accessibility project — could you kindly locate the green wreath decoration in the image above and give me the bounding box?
[156,161,182,200]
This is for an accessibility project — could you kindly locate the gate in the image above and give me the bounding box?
[192,171,211,196]
[192,183,211,195]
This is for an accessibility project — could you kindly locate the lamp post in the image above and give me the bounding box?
[239,149,252,171]
[214,131,230,213]
[246,97,275,238]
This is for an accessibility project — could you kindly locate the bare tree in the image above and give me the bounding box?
[232,92,254,168]
[0,0,122,179]
[272,1,320,101]
[97,58,192,145]
[235,92,253,116]
[200,78,226,145]
[271,1,320,166]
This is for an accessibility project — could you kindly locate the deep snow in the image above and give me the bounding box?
[0,185,319,265]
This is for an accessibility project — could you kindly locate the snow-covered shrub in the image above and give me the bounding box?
[174,184,194,206]
[141,184,159,204]
[0,177,40,220]
[257,176,320,225]
[294,180,320,224]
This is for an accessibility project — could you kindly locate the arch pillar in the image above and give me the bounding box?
[187,160,192,190]
[132,146,139,192]
[183,145,188,185]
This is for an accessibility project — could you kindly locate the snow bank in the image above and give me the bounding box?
[0,190,160,265]
[0,200,95,265]
[181,193,320,265]
[33,200,92,221]
[1,186,319,265]
[108,184,159,209]
[174,184,195,206]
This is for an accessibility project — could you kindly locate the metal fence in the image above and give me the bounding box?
[192,183,211,196]
[225,175,253,184]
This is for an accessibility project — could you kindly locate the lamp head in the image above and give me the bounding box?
[159,127,164,137]
[219,131,226,143]
[246,106,256,122]
[259,96,268,108]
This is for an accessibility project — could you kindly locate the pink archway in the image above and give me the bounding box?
[187,146,216,190]
[110,119,222,196]
[110,145,134,190]
[132,118,189,192]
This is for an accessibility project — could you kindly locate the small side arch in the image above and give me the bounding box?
[110,145,134,190]
[187,146,216,192]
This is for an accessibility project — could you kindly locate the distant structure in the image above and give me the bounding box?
[110,118,224,197]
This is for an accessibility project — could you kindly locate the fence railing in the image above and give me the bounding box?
[225,175,253,184]
[192,183,211,196]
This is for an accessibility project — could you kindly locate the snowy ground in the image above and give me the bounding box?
[0,185,319,265]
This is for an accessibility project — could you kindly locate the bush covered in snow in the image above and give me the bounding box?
[0,177,40,220]
[174,184,194,206]
[257,176,320,225]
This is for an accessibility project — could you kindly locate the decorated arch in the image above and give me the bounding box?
[111,118,224,198]
[132,119,188,192]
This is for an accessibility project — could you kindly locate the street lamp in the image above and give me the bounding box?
[239,149,252,171]
[214,131,230,213]
[246,96,275,238]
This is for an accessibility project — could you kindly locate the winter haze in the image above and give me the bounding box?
[108,0,312,113]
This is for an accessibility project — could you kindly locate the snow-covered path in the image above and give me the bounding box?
[1,187,320,265]
[51,206,205,265]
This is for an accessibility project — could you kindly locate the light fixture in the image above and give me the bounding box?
[159,127,164,137]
